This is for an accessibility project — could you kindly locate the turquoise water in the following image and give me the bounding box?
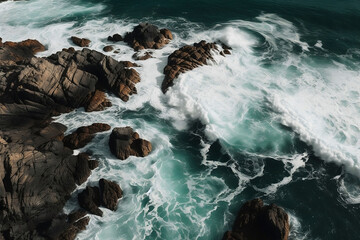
[1,0,360,239]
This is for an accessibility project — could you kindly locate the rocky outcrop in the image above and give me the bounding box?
[222,199,290,240]
[161,40,218,93]
[42,210,89,240]
[78,179,122,216]
[85,90,112,112]
[63,123,111,149]
[109,127,152,160]
[0,39,45,65]
[0,119,98,239]
[0,48,141,122]
[124,23,173,50]
[0,39,141,239]
[107,34,123,42]
[71,36,91,47]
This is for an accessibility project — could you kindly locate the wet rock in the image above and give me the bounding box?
[107,33,123,42]
[103,45,114,52]
[99,178,123,211]
[62,47,76,54]
[71,36,91,47]
[63,123,111,149]
[0,39,45,64]
[109,126,152,160]
[85,90,112,112]
[124,23,172,50]
[0,120,96,239]
[0,48,141,120]
[132,51,152,61]
[161,40,219,93]
[78,186,103,216]
[222,199,290,240]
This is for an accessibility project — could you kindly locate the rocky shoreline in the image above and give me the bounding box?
[0,22,289,240]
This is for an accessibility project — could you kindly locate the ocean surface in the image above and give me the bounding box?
[1,0,360,239]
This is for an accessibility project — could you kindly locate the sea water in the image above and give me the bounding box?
[1,0,360,239]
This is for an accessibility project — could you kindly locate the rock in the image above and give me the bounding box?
[42,210,89,240]
[71,36,91,47]
[0,39,45,64]
[132,51,152,61]
[160,28,173,40]
[78,186,103,216]
[63,123,111,149]
[74,153,94,185]
[99,178,123,211]
[124,23,172,50]
[107,34,123,42]
[222,199,290,240]
[109,127,152,160]
[85,90,112,112]
[103,45,114,52]
[0,48,141,121]
[161,40,219,93]
[78,179,122,215]
[0,120,96,239]
[62,47,76,54]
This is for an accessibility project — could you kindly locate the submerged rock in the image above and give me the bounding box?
[109,126,152,160]
[222,198,290,240]
[103,45,114,52]
[161,40,219,93]
[71,36,91,47]
[124,23,173,50]
[63,123,111,149]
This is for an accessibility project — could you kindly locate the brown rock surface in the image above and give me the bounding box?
[85,90,112,112]
[63,123,111,149]
[0,39,45,64]
[103,45,114,52]
[222,199,290,240]
[161,40,218,93]
[99,178,123,211]
[71,36,91,47]
[0,119,96,239]
[124,23,172,50]
[109,126,152,160]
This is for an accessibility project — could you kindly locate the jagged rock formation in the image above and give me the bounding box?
[78,179,122,216]
[0,39,45,65]
[124,23,173,50]
[0,48,141,122]
[161,40,219,93]
[63,123,111,149]
[109,127,152,160]
[222,199,290,240]
[0,40,141,239]
[0,119,97,239]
